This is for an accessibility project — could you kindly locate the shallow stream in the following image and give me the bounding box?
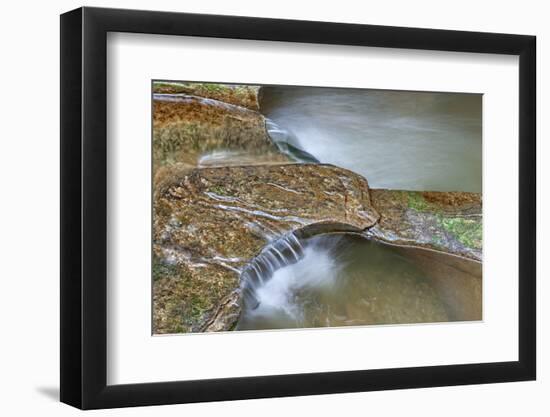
[237,234,481,330]
[237,86,482,330]
[261,86,482,192]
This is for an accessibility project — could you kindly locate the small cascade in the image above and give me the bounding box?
[240,233,305,309]
[236,234,473,331]
[264,119,319,163]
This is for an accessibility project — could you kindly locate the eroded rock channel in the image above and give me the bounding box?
[152,82,482,334]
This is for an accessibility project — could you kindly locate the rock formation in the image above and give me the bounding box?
[151,81,483,334]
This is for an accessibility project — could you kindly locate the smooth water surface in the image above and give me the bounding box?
[236,86,483,330]
[237,235,480,331]
[261,87,482,192]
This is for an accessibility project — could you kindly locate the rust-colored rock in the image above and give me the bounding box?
[153,82,261,111]
[153,94,290,183]
[153,164,379,334]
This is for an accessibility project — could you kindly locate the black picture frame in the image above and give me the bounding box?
[60,6,536,410]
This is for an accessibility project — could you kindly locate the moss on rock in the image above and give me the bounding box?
[368,189,482,261]
[152,94,290,183]
[153,163,380,334]
[153,81,261,111]
[407,192,429,211]
[438,217,482,250]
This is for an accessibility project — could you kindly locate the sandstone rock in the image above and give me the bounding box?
[153,82,261,111]
[367,190,482,261]
[153,164,379,334]
[153,94,290,184]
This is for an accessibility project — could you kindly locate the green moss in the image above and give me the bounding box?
[187,293,212,323]
[153,82,259,110]
[228,320,239,331]
[172,323,185,333]
[152,81,189,94]
[152,258,179,281]
[199,83,224,93]
[153,81,233,96]
[407,192,428,211]
[208,185,230,195]
[438,217,482,249]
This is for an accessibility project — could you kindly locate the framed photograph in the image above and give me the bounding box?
[60,6,536,409]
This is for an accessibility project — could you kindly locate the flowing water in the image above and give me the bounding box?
[237,234,480,330]
[234,86,483,330]
[261,86,482,192]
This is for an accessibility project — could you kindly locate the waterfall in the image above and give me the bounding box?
[264,118,319,163]
[240,233,305,310]
[237,234,345,329]
[236,233,471,331]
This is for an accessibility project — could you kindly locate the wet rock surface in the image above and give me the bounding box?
[153,164,380,334]
[153,94,290,184]
[153,82,261,111]
[367,190,482,261]
[151,82,483,333]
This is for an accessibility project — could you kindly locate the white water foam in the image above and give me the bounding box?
[241,237,345,325]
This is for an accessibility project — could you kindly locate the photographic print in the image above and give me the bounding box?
[152,81,482,335]
[60,9,535,407]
